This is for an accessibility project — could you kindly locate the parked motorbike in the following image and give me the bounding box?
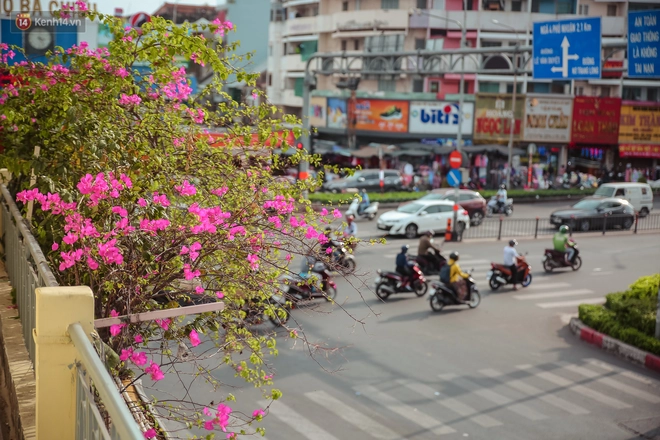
[543,244,581,272]
[346,198,379,221]
[410,249,447,276]
[279,262,337,306]
[487,197,514,216]
[373,264,427,300]
[428,269,480,312]
[487,254,532,291]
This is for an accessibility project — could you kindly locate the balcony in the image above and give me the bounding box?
[282,54,307,71]
[283,0,319,7]
[284,16,319,35]
[282,88,303,107]
[329,9,409,37]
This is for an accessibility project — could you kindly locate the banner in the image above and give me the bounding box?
[327,98,347,129]
[354,99,409,133]
[408,101,474,136]
[571,96,621,144]
[473,94,525,142]
[523,95,572,143]
[618,103,660,144]
[619,144,660,158]
[309,96,326,128]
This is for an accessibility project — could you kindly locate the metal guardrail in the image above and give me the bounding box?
[461,213,660,241]
[70,324,144,440]
[1,184,58,366]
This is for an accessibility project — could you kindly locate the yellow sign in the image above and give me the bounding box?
[618,104,660,144]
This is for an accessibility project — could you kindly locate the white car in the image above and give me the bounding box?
[377,200,471,239]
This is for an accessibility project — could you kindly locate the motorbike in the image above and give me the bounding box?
[543,244,581,272]
[428,269,481,312]
[486,197,514,216]
[278,262,337,306]
[373,264,427,300]
[241,297,291,327]
[487,254,532,291]
[346,198,379,221]
[326,240,357,274]
[410,249,447,276]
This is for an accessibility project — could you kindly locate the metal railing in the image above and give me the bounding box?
[461,212,660,241]
[70,323,144,440]
[0,184,58,366]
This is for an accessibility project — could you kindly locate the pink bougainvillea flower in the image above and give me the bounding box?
[63,232,78,245]
[194,285,204,294]
[155,318,171,331]
[252,92,258,100]
[203,407,212,416]
[131,351,148,366]
[326,247,333,254]
[189,241,202,261]
[246,254,259,270]
[174,180,197,196]
[109,309,125,337]
[143,428,157,439]
[305,226,318,240]
[333,209,342,218]
[211,186,229,197]
[320,208,328,216]
[285,254,292,261]
[145,361,165,381]
[87,257,99,270]
[111,206,128,217]
[252,409,265,418]
[263,374,273,380]
[134,334,144,344]
[180,246,189,255]
[119,348,133,361]
[137,198,147,207]
[118,93,141,106]
[189,329,201,347]
[183,264,201,280]
[51,243,59,251]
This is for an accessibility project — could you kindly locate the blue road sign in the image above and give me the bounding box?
[533,17,601,80]
[447,169,461,188]
[628,11,660,78]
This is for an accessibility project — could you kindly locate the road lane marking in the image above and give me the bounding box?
[513,289,594,300]
[585,358,660,389]
[354,384,456,436]
[536,297,606,308]
[558,363,660,404]
[305,390,400,440]
[438,373,547,421]
[259,400,341,440]
[396,379,502,428]
[524,282,572,290]
[479,368,589,415]
[515,365,631,409]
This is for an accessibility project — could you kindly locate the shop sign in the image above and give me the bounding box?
[309,96,326,128]
[523,95,572,143]
[354,99,409,133]
[408,101,474,136]
[618,102,660,144]
[619,144,660,158]
[327,98,347,129]
[1,0,97,17]
[570,96,621,144]
[474,94,525,142]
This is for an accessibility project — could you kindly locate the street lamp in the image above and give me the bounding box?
[492,19,521,189]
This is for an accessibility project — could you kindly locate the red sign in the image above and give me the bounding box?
[130,12,151,28]
[571,97,621,145]
[449,151,462,169]
[619,144,660,159]
[603,60,623,79]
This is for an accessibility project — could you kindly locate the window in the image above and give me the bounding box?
[578,4,588,15]
[642,187,648,195]
[294,78,304,97]
[614,189,625,197]
[459,194,474,201]
[381,0,399,9]
[424,205,443,214]
[648,88,659,102]
[415,38,426,50]
[417,0,427,8]
[354,39,360,50]
[378,79,396,92]
[341,40,347,51]
[429,81,440,93]
[426,38,444,50]
[511,0,522,11]
[575,86,584,96]
[607,5,617,16]
[506,83,522,94]
[342,1,348,11]
[438,205,454,212]
[623,87,643,100]
[365,34,405,52]
[479,82,499,93]
[268,73,272,86]
[413,79,424,93]
[481,41,502,47]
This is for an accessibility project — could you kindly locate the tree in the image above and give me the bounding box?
[1,3,370,438]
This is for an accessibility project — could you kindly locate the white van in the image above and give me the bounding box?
[593,182,654,216]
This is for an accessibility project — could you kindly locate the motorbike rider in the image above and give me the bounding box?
[503,239,520,290]
[418,230,442,270]
[495,184,507,211]
[343,215,358,251]
[553,225,575,264]
[448,251,470,302]
[395,245,414,291]
[357,188,370,215]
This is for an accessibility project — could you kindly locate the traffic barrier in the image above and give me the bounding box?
[445,218,452,242]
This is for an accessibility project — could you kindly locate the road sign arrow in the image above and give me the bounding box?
[561,36,570,49]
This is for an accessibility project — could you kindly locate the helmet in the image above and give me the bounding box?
[509,239,517,246]
[401,245,409,253]
[325,227,332,233]
[425,230,434,237]
[500,184,506,190]
[347,215,354,221]
[449,251,459,260]
[559,225,569,234]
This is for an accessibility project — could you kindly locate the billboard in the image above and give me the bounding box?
[523,95,573,143]
[354,99,409,133]
[570,96,620,144]
[618,102,660,144]
[473,94,525,142]
[309,96,327,128]
[327,98,347,129]
[408,101,474,136]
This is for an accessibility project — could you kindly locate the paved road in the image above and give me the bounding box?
[149,233,660,440]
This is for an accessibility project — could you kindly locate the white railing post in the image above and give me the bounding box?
[33,286,95,440]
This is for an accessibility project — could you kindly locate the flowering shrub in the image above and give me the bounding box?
[0,4,366,439]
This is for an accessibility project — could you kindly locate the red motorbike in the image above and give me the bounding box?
[543,242,581,272]
[487,255,532,291]
[374,264,427,300]
[278,263,337,307]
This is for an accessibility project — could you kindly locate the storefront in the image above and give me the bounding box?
[473,93,525,188]
[569,96,621,176]
[617,102,660,181]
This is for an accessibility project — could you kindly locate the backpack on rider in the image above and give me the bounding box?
[439,262,451,284]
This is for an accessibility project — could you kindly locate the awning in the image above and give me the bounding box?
[331,30,404,39]
[390,150,434,157]
[351,145,399,158]
[398,142,454,155]
[463,145,526,156]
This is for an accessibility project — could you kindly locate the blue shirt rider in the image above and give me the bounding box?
[358,189,370,215]
[395,245,414,291]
